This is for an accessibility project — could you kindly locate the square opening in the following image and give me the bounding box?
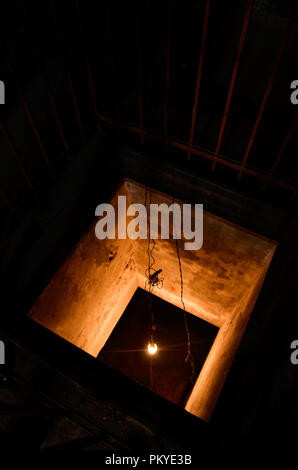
[98,288,218,407]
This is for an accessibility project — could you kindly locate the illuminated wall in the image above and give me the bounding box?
[28,179,277,421]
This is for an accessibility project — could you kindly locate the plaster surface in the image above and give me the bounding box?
[28,178,277,420]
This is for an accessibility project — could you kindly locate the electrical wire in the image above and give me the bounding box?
[144,186,163,291]
[144,185,158,391]
[174,237,196,384]
[144,182,195,386]
[172,171,196,384]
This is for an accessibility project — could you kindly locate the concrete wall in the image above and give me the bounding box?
[28,178,277,420]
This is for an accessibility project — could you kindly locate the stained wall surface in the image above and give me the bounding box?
[28,179,277,419]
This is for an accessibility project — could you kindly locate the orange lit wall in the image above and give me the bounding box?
[28,179,277,421]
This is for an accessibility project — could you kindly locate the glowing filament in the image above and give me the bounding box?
[147,342,158,355]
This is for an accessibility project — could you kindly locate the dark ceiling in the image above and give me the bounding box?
[0,0,298,219]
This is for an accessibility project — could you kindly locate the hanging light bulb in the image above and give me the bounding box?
[147,342,158,355]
